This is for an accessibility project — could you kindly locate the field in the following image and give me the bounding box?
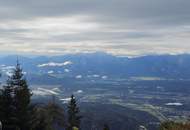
[30,77,190,130]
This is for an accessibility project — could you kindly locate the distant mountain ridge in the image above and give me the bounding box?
[1,53,190,80]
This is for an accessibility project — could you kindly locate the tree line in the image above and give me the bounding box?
[159,121,190,130]
[0,62,87,130]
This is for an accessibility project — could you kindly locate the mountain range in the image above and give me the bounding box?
[1,52,190,84]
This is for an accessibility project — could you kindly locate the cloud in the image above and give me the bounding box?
[0,0,190,56]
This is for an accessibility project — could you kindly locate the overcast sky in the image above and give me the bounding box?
[0,0,190,56]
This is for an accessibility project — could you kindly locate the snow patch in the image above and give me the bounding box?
[2,66,15,70]
[60,98,71,104]
[165,102,183,106]
[102,76,108,79]
[52,87,61,92]
[64,69,70,72]
[32,88,59,96]
[48,70,54,74]
[93,74,100,78]
[76,90,83,94]
[6,71,13,77]
[76,75,82,79]
[63,61,73,65]
[38,61,72,67]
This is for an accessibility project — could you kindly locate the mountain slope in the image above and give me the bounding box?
[1,53,190,82]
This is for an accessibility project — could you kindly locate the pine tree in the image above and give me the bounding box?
[13,61,32,130]
[0,62,23,130]
[67,95,82,130]
[32,98,65,130]
[0,61,32,130]
[0,82,16,130]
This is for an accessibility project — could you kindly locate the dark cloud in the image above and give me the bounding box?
[0,0,189,56]
[0,0,190,26]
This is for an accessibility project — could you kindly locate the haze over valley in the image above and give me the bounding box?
[1,53,190,130]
